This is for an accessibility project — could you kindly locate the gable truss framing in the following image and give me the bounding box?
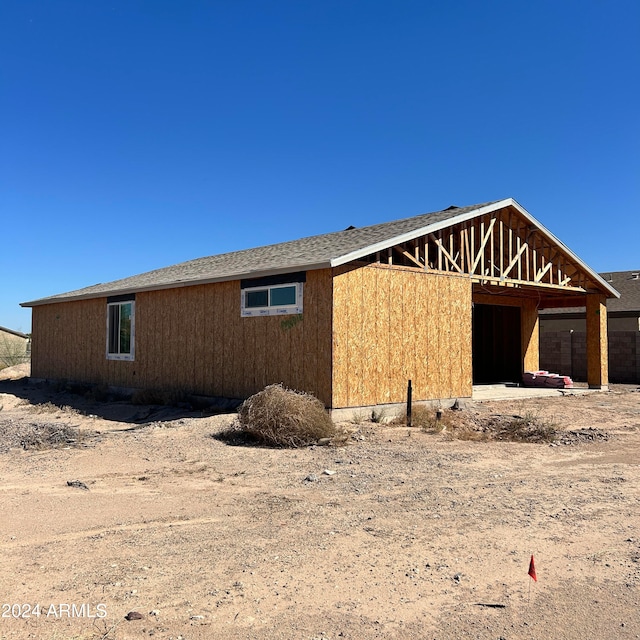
[364,205,598,294]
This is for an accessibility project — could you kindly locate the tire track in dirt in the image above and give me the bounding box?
[2,515,224,548]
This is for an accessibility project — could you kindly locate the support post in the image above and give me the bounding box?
[521,299,539,374]
[406,380,412,427]
[586,294,608,389]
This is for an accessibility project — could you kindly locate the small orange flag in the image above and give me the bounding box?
[528,555,537,581]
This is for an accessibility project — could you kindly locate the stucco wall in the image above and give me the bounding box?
[0,329,30,367]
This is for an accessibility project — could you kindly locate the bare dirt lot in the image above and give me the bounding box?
[0,368,639,640]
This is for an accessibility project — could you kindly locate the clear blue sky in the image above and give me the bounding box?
[2,0,638,332]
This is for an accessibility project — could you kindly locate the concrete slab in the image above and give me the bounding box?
[472,384,598,402]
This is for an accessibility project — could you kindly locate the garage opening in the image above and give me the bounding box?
[472,304,522,384]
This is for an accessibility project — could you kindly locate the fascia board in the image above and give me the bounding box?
[330,199,513,268]
[21,261,332,307]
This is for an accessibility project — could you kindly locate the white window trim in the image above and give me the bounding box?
[106,300,135,361]
[241,282,303,317]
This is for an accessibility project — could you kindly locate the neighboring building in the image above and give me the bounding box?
[540,271,640,383]
[0,326,31,367]
[22,198,618,413]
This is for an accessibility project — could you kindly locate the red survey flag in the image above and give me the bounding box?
[528,555,537,581]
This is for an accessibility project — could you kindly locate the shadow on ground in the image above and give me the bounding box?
[0,377,241,425]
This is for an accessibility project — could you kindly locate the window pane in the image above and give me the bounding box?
[270,286,296,306]
[119,303,132,354]
[108,305,120,353]
[246,289,268,308]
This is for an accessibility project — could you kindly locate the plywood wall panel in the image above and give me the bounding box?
[309,269,333,406]
[401,272,417,397]
[263,316,284,391]
[220,282,237,397]
[331,267,349,407]
[210,283,225,395]
[244,307,258,393]
[191,285,206,394]
[425,271,440,398]
[360,265,379,405]
[290,312,304,392]
[374,268,391,404]
[348,267,365,406]
[413,273,429,401]
[521,298,539,373]
[586,294,608,387]
[315,269,333,406]
[331,264,472,407]
[302,273,319,398]
[456,279,473,394]
[30,269,333,405]
[441,277,454,397]
[31,299,108,385]
[388,268,405,402]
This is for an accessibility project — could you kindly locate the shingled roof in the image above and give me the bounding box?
[600,271,640,313]
[21,198,618,306]
[540,270,640,316]
[22,200,501,306]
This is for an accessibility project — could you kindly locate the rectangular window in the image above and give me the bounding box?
[107,299,135,360]
[241,282,303,317]
[246,289,269,308]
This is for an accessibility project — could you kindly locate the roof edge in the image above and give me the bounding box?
[330,199,513,268]
[507,199,620,299]
[331,197,619,299]
[0,326,30,338]
[21,262,333,307]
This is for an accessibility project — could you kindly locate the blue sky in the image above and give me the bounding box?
[2,0,638,332]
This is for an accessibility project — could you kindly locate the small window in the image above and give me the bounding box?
[107,300,135,360]
[270,285,296,306]
[246,289,269,308]
[241,283,303,317]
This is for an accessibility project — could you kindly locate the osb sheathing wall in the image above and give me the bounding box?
[332,264,473,407]
[586,294,608,387]
[31,269,334,405]
[31,298,107,385]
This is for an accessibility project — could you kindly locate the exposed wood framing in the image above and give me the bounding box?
[360,204,600,296]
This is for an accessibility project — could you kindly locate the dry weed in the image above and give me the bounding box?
[0,420,88,452]
[391,404,451,432]
[395,404,557,444]
[27,402,80,416]
[443,409,557,443]
[488,412,558,443]
[237,384,336,447]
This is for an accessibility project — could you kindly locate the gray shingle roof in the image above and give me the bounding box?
[22,200,501,306]
[540,270,640,316]
[22,198,618,306]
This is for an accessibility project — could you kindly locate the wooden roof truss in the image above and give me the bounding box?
[363,205,601,296]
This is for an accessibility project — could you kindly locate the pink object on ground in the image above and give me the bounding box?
[523,371,573,389]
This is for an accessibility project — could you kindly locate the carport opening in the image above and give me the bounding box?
[472,303,522,384]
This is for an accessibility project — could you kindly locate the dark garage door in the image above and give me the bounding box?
[472,304,522,384]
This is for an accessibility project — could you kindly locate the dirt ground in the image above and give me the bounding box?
[0,366,639,640]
